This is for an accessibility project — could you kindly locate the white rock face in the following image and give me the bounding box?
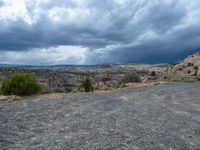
[172,52,200,77]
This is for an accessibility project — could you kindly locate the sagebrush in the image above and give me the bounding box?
[121,73,141,83]
[0,73,42,96]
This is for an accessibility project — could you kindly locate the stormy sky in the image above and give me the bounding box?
[0,0,200,65]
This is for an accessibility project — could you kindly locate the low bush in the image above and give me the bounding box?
[188,63,194,67]
[121,73,141,83]
[1,79,12,95]
[0,73,42,96]
[80,77,93,92]
[52,89,64,93]
[150,71,156,76]
[193,77,200,81]
[119,83,128,88]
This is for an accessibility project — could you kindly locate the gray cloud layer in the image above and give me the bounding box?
[0,0,200,64]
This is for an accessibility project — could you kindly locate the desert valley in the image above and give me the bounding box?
[1,0,200,149]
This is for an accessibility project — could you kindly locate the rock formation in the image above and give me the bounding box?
[169,52,200,77]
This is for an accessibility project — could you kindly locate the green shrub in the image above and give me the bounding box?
[1,79,12,95]
[121,73,141,83]
[194,66,198,70]
[53,89,64,93]
[150,71,156,76]
[188,63,194,66]
[80,77,93,92]
[193,77,200,81]
[0,73,42,96]
[119,83,128,88]
[72,88,81,93]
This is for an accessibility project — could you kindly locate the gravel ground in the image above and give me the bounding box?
[1,83,200,150]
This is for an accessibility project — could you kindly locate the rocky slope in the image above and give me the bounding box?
[168,52,200,77]
[149,52,200,82]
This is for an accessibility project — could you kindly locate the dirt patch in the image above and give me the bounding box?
[0,95,21,102]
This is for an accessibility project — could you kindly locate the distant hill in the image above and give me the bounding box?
[0,64,100,69]
[0,64,26,67]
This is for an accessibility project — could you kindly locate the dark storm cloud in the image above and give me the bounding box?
[0,0,200,64]
[88,24,200,64]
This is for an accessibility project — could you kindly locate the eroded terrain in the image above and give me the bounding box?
[1,83,200,149]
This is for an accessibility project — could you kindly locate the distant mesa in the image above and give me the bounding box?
[99,64,112,68]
